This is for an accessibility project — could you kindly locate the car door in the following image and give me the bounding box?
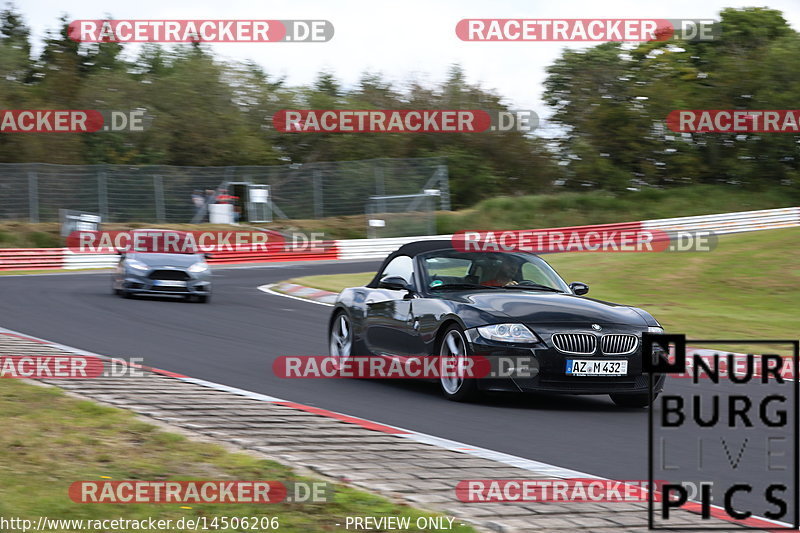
[364,255,424,357]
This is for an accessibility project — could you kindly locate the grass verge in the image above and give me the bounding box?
[0,379,475,532]
[436,185,799,234]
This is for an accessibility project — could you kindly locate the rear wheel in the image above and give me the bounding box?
[438,325,479,402]
[610,392,656,408]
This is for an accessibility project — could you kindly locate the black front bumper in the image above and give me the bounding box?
[466,328,666,395]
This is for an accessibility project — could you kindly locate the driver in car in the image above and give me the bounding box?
[481,262,519,287]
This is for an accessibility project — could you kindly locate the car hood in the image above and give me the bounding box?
[442,290,649,326]
[129,253,203,268]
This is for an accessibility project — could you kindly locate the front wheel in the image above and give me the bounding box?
[329,311,353,369]
[610,392,656,408]
[438,325,479,402]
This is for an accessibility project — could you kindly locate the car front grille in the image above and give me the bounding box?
[601,334,638,355]
[552,333,597,354]
[156,285,189,292]
[148,270,190,281]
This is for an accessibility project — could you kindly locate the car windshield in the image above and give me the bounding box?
[419,250,570,292]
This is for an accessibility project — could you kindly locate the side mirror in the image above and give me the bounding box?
[379,276,414,292]
[569,282,589,296]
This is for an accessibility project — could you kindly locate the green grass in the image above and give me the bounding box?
[0,380,475,532]
[287,229,800,341]
[437,185,799,234]
[287,273,373,294]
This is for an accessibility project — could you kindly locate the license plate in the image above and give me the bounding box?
[153,280,186,287]
[566,359,628,376]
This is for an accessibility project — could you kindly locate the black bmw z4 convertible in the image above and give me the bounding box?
[328,240,666,407]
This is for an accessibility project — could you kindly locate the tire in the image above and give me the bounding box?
[610,392,656,408]
[196,294,209,303]
[437,324,479,402]
[329,311,353,369]
[121,290,132,299]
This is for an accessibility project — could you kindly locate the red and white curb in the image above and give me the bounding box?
[259,282,337,306]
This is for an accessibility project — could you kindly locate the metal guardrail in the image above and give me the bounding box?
[0,207,797,270]
[641,207,800,234]
[337,234,453,260]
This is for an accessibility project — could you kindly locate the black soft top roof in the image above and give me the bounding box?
[393,239,456,257]
[367,240,455,288]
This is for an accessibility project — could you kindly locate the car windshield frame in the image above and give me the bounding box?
[416,250,571,295]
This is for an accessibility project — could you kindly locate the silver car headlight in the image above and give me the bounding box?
[647,326,664,334]
[477,323,540,343]
[126,259,149,272]
[188,262,209,273]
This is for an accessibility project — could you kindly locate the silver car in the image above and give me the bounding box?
[112,252,212,303]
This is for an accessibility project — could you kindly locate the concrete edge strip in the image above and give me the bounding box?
[2,339,791,532]
[1,326,792,529]
[0,327,599,483]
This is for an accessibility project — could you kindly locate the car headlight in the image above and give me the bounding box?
[476,323,540,343]
[647,326,664,334]
[188,262,209,273]
[126,259,149,272]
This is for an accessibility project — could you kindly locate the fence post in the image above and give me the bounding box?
[438,164,451,211]
[27,171,39,223]
[153,174,165,223]
[97,168,109,221]
[313,169,323,218]
[427,194,435,235]
[374,162,386,213]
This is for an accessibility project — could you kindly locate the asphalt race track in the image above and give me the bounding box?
[1,261,795,520]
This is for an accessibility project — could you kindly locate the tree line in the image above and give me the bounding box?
[0,7,797,208]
